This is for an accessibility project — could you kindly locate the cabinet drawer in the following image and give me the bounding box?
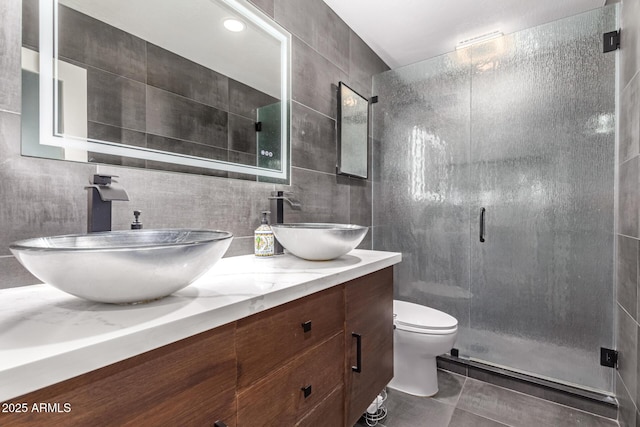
[236,285,344,389]
[125,384,237,427]
[295,384,344,427]
[1,323,237,427]
[237,332,344,427]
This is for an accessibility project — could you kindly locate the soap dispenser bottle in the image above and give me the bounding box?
[254,211,274,257]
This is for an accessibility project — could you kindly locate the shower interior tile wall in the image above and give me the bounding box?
[616,0,640,426]
[0,0,388,288]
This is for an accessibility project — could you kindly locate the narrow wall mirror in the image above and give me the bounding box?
[22,0,291,180]
[337,82,368,179]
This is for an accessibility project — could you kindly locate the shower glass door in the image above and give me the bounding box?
[372,6,616,393]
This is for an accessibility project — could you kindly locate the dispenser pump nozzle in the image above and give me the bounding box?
[261,210,270,225]
[131,210,143,230]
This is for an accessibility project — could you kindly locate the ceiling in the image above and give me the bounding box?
[322,0,608,69]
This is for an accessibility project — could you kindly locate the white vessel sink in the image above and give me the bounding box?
[10,229,233,304]
[271,223,368,261]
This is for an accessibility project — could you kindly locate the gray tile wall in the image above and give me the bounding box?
[617,0,640,425]
[0,0,388,288]
[55,3,278,171]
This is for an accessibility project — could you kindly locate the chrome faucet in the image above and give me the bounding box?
[85,174,129,232]
[268,191,302,254]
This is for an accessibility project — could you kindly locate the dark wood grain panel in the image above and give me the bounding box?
[237,332,344,426]
[344,267,394,427]
[0,323,237,427]
[295,384,344,427]
[236,285,344,390]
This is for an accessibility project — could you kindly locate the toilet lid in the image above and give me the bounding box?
[394,300,457,331]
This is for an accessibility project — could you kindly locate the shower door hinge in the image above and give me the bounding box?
[370,95,378,104]
[600,347,618,368]
[255,121,262,132]
[603,30,620,53]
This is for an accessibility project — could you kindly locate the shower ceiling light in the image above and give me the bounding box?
[456,31,503,50]
[223,18,246,32]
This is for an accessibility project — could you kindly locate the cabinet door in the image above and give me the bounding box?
[345,267,394,427]
[0,323,237,427]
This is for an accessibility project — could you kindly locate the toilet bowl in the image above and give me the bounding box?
[388,300,458,397]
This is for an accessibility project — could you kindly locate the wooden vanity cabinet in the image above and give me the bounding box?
[234,268,393,427]
[0,323,238,427]
[345,268,394,427]
[2,267,394,427]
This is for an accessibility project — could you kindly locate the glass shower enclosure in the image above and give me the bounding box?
[372,6,616,393]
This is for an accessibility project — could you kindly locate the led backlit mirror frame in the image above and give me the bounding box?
[37,0,291,180]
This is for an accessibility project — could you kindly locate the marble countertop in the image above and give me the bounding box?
[0,249,401,402]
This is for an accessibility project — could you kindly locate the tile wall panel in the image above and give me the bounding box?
[291,101,336,174]
[291,36,347,119]
[249,0,274,18]
[146,86,228,147]
[146,43,230,111]
[21,0,38,50]
[617,0,640,424]
[0,110,96,287]
[618,235,639,321]
[285,167,350,224]
[620,76,640,163]
[228,114,257,154]
[274,0,350,73]
[228,79,278,120]
[348,31,388,99]
[146,134,228,162]
[621,0,640,90]
[618,304,639,404]
[58,5,147,83]
[619,156,639,238]
[87,68,147,132]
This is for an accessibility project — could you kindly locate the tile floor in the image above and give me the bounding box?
[357,369,619,427]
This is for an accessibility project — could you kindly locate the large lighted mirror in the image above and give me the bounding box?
[337,82,368,179]
[21,0,291,180]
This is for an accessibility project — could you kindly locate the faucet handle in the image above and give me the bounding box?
[92,174,119,185]
[269,190,296,198]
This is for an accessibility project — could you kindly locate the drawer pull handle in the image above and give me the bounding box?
[352,332,362,373]
[214,421,227,427]
[301,384,312,398]
[301,320,312,332]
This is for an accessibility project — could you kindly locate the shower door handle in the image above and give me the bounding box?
[480,207,486,243]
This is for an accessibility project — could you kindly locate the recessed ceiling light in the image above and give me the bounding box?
[456,31,503,50]
[223,18,246,32]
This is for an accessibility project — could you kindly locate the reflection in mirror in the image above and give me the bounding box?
[337,82,368,179]
[21,0,290,180]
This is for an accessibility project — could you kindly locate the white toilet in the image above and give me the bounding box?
[388,300,458,397]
